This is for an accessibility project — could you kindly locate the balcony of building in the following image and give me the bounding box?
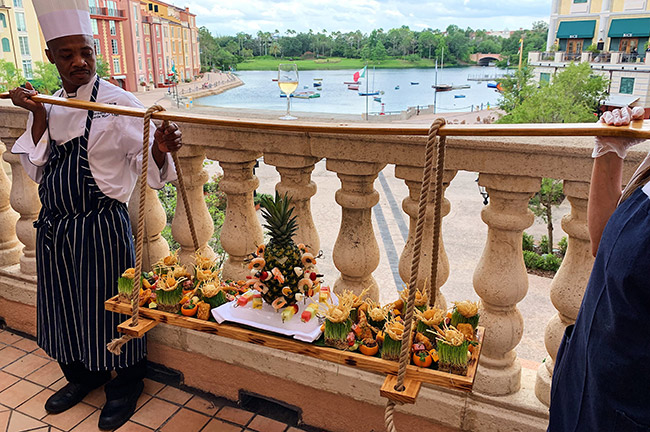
[89,6,126,20]
[529,50,650,67]
[0,104,647,431]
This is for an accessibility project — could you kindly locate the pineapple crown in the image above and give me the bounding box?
[260,192,299,245]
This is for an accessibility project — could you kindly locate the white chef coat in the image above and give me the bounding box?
[12,77,176,203]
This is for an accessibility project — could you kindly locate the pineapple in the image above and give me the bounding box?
[258,193,304,306]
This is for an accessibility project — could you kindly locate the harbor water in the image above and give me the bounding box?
[196,66,506,116]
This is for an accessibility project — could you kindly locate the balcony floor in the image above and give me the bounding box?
[0,329,315,432]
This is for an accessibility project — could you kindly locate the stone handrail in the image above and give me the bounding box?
[1,105,648,428]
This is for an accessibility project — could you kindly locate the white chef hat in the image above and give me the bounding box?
[33,0,93,42]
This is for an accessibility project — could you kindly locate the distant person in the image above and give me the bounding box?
[547,106,650,431]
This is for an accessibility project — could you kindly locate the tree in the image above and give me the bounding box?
[96,55,110,79]
[0,60,25,91]
[528,178,565,253]
[32,61,60,94]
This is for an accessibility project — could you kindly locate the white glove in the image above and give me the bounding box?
[592,106,646,159]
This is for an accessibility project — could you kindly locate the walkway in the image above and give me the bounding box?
[0,329,315,432]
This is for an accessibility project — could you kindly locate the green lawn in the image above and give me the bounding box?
[235,56,461,71]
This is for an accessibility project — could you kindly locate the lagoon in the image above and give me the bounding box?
[196,66,506,116]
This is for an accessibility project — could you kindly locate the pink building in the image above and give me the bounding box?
[89,0,129,89]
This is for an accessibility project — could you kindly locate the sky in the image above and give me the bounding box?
[180,0,551,37]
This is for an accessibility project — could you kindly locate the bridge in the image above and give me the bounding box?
[470,52,503,66]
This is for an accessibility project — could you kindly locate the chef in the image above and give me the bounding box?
[8,0,181,429]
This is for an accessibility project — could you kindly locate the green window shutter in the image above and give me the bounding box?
[620,77,635,95]
[540,73,551,83]
[1,38,10,53]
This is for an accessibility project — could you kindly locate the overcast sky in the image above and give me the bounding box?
[180,0,551,37]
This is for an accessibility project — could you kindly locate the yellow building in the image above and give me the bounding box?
[0,0,47,80]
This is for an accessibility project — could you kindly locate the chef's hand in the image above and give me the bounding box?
[593,106,646,159]
[154,122,182,153]
[8,82,45,114]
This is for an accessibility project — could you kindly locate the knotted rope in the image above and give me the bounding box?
[108,105,197,355]
[384,118,446,432]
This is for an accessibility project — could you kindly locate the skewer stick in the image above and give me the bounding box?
[3,92,650,139]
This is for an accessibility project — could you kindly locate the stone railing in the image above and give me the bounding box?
[0,104,647,431]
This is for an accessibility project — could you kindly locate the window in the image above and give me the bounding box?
[16,12,26,31]
[111,39,118,55]
[147,58,152,69]
[573,0,587,2]
[155,26,160,37]
[144,25,149,35]
[138,57,142,70]
[0,14,6,28]
[620,77,635,94]
[146,41,150,53]
[157,41,161,54]
[159,73,163,83]
[22,60,32,78]
[113,58,120,73]
[1,38,10,52]
[93,38,101,55]
[19,36,29,56]
[13,0,23,8]
[137,42,140,54]
[154,5,158,12]
[91,19,98,34]
[163,26,168,37]
[158,57,162,67]
[110,21,116,35]
[148,3,152,10]
[540,72,551,84]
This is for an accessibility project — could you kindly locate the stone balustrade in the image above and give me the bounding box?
[0,104,647,431]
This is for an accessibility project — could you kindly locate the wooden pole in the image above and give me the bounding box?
[3,92,650,139]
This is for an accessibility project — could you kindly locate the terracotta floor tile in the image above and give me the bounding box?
[0,331,22,345]
[29,427,50,432]
[12,338,40,353]
[0,346,27,369]
[136,393,152,411]
[215,406,254,426]
[43,402,95,431]
[160,408,210,432]
[15,387,55,420]
[0,370,20,392]
[26,362,63,387]
[0,380,44,408]
[69,410,100,432]
[201,418,243,432]
[32,348,52,359]
[247,415,288,432]
[185,395,220,417]
[142,378,164,396]
[157,386,193,405]
[115,421,155,432]
[7,410,48,432]
[0,410,10,432]
[50,377,67,391]
[286,428,308,432]
[131,397,178,430]
[82,386,105,408]
[4,353,50,378]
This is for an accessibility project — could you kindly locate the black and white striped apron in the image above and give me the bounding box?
[34,77,146,371]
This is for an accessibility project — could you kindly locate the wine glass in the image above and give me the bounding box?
[278,63,298,120]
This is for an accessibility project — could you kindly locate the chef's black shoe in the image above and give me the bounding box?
[98,380,144,430]
[45,380,106,414]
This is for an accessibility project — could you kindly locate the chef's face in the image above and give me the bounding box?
[46,35,96,93]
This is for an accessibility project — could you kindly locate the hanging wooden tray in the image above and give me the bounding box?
[105,295,484,391]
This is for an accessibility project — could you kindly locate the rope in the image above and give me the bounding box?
[109,104,198,355]
[428,133,446,307]
[383,118,446,432]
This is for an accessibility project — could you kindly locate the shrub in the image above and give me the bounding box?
[523,250,542,269]
[254,192,273,208]
[538,253,562,272]
[558,236,568,256]
[539,235,549,255]
[522,232,535,252]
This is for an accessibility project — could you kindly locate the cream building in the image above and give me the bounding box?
[0,0,47,80]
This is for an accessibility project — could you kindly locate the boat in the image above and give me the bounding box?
[313,82,322,87]
[272,78,278,82]
[487,82,498,89]
[293,91,320,99]
[451,84,470,90]
[454,94,466,98]
[344,81,360,85]
[411,82,419,85]
[395,85,400,90]
[313,78,323,81]
[433,84,452,92]
[347,85,359,91]
[359,91,380,96]
[373,96,382,102]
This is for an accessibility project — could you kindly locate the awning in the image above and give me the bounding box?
[602,95,639,107]
[556,20,596,39]
[112,75,126,79]
[608,18,650,38]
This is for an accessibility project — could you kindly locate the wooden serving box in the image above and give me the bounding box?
[105,295,484,391]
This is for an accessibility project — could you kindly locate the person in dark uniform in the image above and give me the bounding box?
[8,0,181,429]
[548,106,650,431]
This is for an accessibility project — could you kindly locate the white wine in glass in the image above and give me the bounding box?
[278,63,298,120]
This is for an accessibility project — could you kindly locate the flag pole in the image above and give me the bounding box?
[518,38,524,70]
[365,63,369,121]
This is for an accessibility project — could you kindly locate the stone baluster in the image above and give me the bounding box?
[0,142,21,267]
[473,173,540,396]
[326,160,386,300]
[535,180,593,405]
[170,148,214,266]
[264,154,320,253]
[395,165,456,308]
[208,149,263,282]
[128,179,170,271]
[2,139,40,276]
